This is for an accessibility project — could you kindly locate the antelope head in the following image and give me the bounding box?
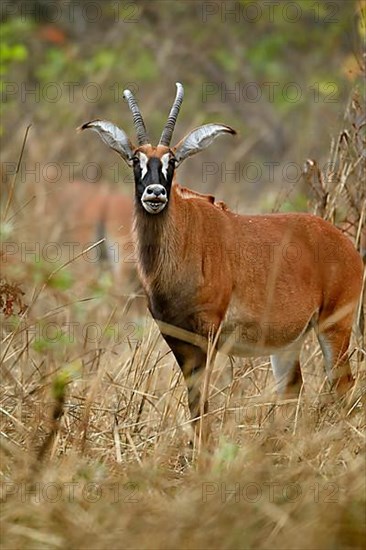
[79,83,236,215]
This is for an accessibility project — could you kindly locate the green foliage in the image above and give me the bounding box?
[52,363,80,399]
[35,47,68,82]
[280,193,308,212]
[212,438,240,472]
[247,33,288,74]
[0,220,14,241]
[128,49,158,82]
[28,259,74,290]
[0,18,32,132]
[0,17,32,72]
[213,48,239,73]
[31,319,73,355]
[0,42,28,71]
[47,268,74,291]
[35,43,157,90]
[87,49,118,72]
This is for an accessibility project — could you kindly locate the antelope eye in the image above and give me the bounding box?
[132,156,140,165]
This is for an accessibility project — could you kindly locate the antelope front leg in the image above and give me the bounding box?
[165,336,209,442]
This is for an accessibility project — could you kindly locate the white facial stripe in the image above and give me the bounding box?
[161,153,170,179]
[139,152,148,178]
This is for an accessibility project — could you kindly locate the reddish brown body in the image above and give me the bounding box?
[135,174,363,415]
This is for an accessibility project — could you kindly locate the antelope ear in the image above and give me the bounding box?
[173,123,236,165]
[77,119,135,165]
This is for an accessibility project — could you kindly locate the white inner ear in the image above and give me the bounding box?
[161,153,170,179]
[139,152,148,178]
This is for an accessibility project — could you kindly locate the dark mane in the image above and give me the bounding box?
[175,184,229,211]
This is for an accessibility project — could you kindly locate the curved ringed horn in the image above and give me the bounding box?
[159,82,184,146]
[123,89,149,145]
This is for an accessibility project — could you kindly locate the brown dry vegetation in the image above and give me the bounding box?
[1,2,366,549]
[1,94,365,550]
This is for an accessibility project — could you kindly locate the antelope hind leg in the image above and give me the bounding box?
[270,345,303,397]
[316,324,354,396]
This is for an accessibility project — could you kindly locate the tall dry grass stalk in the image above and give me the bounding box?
[303,87,366,345]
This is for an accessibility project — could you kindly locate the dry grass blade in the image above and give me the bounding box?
[2,124,31,223]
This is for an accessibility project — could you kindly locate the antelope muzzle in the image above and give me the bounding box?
[141,184,168,214]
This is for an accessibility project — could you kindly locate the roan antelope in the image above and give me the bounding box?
[54,180,135,283]
[3,181,135,292]
[40,180,138,292]
[79,83,364,433]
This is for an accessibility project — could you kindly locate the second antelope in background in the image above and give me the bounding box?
[79,83,364,434]
[51,180,135,286]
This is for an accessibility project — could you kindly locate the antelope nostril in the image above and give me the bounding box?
[146,185,166,197]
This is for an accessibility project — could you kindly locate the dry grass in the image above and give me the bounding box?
[1,319,365,549]
[1,312,365,549]
[1,89,365,549]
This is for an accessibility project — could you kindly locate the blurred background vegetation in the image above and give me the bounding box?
[1,0,365,212]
